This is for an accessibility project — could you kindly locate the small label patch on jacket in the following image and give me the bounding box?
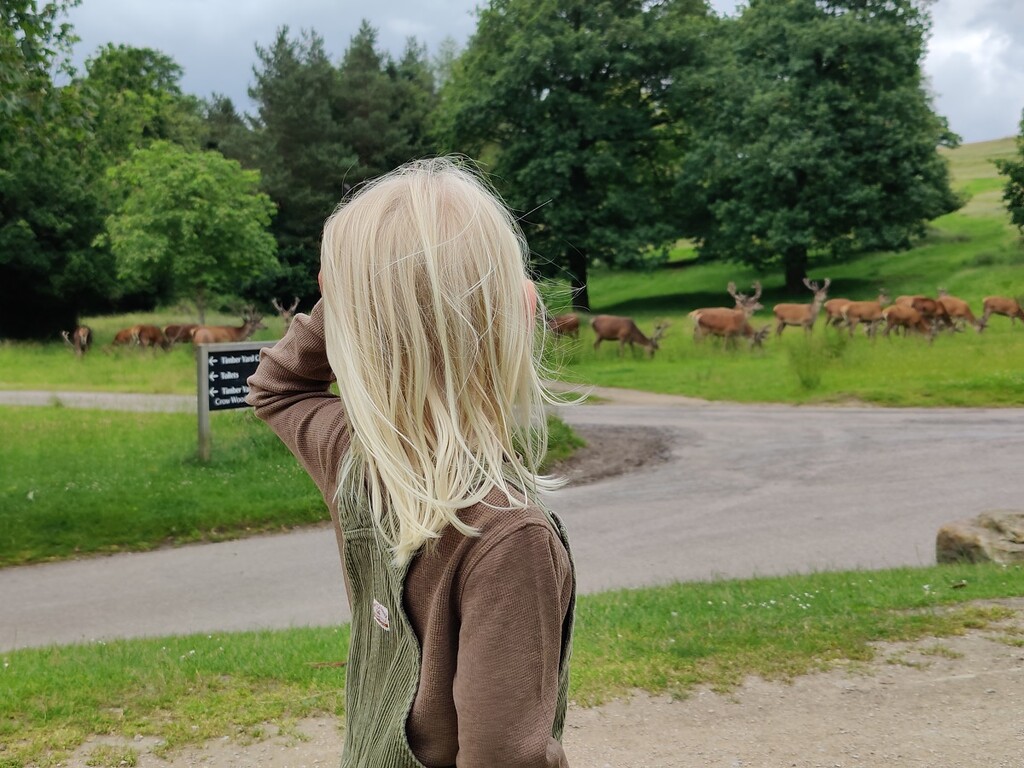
[372,599,390,631]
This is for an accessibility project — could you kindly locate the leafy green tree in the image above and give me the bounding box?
[995,110,1024,233]
[201,93,251,161]
[80,44,203,162]
[435,0,709,311]
[101,142,279,322]
[677,0,961,291]
[247,27,357,305]
[0,0,110,339]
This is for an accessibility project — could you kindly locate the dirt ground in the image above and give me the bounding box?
[63,424,1024,767]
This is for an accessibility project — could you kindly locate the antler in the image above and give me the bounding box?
[749,281,762,302]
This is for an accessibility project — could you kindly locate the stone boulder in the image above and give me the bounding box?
[936,511,1024,565]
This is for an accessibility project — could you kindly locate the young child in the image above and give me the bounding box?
[247,158,575,768]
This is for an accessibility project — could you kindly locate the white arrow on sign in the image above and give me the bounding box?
[209,372,219,382]
[208,357,219,367]
[209,388,219,396]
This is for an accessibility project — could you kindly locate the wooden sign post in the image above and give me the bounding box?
[196,340,276,461]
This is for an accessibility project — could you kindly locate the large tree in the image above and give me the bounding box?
[995,110,1024,233]
[0,0,108,338]
[246,27,357,305]
[677,0,961,291]
[335,22,437,181]
[101,142,279,322]
[436,0,710,311]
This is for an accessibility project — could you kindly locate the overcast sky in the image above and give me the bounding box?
[66,0,1024,144]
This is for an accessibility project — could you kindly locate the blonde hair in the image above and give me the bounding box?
[320,157,559,566]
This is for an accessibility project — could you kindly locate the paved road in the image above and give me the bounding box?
[2,390,1022,651]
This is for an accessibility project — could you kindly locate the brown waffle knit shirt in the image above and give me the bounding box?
[246,302,575,768]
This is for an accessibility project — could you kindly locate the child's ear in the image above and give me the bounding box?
[523,279,538,319]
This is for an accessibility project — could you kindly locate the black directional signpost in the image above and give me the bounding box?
[196,340,277,461]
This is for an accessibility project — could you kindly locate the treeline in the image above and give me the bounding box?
[5,0,1018,340]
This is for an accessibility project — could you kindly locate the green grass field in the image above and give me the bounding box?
[3,563,1021,767]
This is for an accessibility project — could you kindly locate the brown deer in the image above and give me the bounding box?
[689,280,763,321]
[112,326,140,346]
[164,323,200,343]
[881,304,933,339]
[192,308,266,345]
[823,298,852,328]
[981,296,1024,327]
[691,286,765,348]
[841,292,890,338]
[936,289,986,333]
[135,324,170,350]
[61,326,93,357]
[590,315,668,357]
[772,278,831,336]
[271,297,300,331]
[547,313,580,338]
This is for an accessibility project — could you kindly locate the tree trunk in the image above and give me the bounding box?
[567,248,590,312]
[784,246,809,293]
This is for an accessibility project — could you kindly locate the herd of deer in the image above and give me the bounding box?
[545,281,1024,357]
[60,299,300,357]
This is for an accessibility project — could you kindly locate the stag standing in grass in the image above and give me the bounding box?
[691,283,765,349]
[772,278,830,336]
[547,313,580,338]
[690,280,762,320]
[937,289,986,333]
[272,297,300,332]
[981,296,1024,327]
[590,315,668,357]
[192,307,266,345]
[61,326,93,357]
[841,292,890,338]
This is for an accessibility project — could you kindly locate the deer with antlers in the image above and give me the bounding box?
[61,326,93,357]
[981,296,1024,327]
[691,282,765,348]
[192,307,266,345]
[772,278,830,337]
[841,292,890,338]
[590,316,668,357]
[271,297,300,331]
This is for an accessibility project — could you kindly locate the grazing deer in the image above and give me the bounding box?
[823,298,852,328]
[192,307,266,345]
[547,313,580,338]
[164,323,200,343]
[981,296,1024,327]
[772,277,831,336]
[271,297,300,331]
[590,315,668,357]
[112,326,140,346]
[936,289,986,333]
[135,324,170,350]
[841,292,890,338]
[61,326,93,357]
[882,304,933,339]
